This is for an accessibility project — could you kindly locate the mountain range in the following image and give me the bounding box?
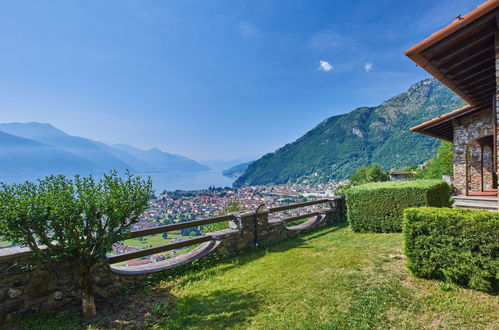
[235,78,463,186]
[0,122,209,182]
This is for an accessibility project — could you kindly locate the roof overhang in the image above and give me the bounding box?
[405,0,499,107]
[410,104,489,141]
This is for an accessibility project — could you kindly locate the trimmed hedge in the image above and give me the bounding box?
[346,180,451,232]
[403,207,498,293]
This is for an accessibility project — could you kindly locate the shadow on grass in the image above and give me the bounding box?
[161,289,261,329]
[173,222,349,287]
[3,222,350,329]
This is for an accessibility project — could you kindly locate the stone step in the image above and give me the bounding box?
[453,202,498,211]
[453,196,498,203]
[452,195,498,211]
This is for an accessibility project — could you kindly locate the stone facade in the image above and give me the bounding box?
[452,109,494,195]
[0,198,345,322]
[496,32,499,193]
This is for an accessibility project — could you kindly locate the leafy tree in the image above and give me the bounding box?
[334,163,389,195]
[415,141,453,179]
[0,171,153,318]
[349,163,389,185]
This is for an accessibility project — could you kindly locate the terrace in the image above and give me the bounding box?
[3,223,498,329]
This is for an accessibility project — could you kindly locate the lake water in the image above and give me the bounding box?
[0,170,235,192]
[140,170,235,192]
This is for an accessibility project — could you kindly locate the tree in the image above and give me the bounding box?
[0,171,153,318]
[415,141,453,179]
[349,163,389,185]
[334,163,389,195]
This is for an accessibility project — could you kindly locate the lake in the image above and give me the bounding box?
[0,170,235,192]
[140,170,235,192]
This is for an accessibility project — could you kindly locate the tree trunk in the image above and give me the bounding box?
[78,264,96,318]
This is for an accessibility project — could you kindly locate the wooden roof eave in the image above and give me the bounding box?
[410,105,488,142]
[409,53,476,105]
[405,1,499,106]
[405,0,499,57]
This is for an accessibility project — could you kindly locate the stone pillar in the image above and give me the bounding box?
[483,145,494,190]
[469,141,482,192]
[453,134,467,196]
[495,31,499,199]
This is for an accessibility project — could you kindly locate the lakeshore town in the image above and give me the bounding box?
[112,182,340,266]
[0,182,341,266]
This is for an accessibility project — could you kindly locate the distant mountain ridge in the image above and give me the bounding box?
[222,161,254,178]
[0,122,209,182]
[235,78,463,186]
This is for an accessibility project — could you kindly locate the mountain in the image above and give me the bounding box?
[235,78,463,186]
[201,156,259,171]
[0,130,96,177]
[0,123,210,183]
[112,144,209,172]
[222,161,254,178]
[0,122,130,171]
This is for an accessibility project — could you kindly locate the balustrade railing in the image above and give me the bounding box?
[107,198,342,266]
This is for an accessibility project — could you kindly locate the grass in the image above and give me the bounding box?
[0,239,13,248]
[4,223,498,329]
[122,233,187,248]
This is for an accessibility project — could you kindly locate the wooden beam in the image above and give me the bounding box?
[430,28,496,65]
[446,54,494,77]
[440,46,494,72]
[463,73,496,91]
[457,68,494,86]
[425,17,497,59]
[107,235,213,264]
[464,81,496,95]
[267,199,330,213]
[128,214,236,238]
[472,86,496,98]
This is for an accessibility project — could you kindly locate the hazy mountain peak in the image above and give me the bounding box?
[0,123,209,183]
[0,122,67,138]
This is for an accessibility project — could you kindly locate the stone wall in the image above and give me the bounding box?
[0,198,345,322]
[453,109,494,195]
[496,32,499,192]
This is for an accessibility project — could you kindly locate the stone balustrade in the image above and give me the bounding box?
[0,197,345,322]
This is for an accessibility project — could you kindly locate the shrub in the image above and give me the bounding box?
[346,180,451,232]
[415,141,453,179]
[334,163,388,195]
[349,163,389,186]
[0,171,153,317]
[403,207,498,293]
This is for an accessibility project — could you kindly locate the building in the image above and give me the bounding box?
[407,0,499,207]
[388,171,416,182]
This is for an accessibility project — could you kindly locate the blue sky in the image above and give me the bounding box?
[0,0,484,161]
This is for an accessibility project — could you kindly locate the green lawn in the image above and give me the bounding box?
[122,233,186,248]
[0,239,12,248]
[5,223,498,329]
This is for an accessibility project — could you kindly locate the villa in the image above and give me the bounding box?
[407,0,499,209]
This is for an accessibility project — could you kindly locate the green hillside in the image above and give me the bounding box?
[235,78,463,186]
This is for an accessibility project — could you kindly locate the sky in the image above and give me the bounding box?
[0,0,485,161]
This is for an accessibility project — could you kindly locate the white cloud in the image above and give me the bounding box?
[319,60,333,72]
[364,62,374,72]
